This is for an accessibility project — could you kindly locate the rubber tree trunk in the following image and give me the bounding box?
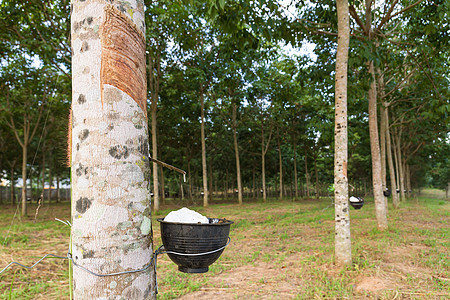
[148,42,161,212]
[232,103,243,205]
[385,107,399,208]
[200,86,208,207]
[209,156,213,202]
[71,2,155,298]
[293,135,298,200]
[160,164,165,204]
[40,152,46,203]
[10,166,15,205]
[304,146,310,198]
[396,133,406,201]
[57,175,61,203]
[334,0,352,267]
[21,135,28,216]
[314,151,319,199]
[368,61,388,231]
[277,128,283,201]
[261,123,270,202]
[377,69,388,210]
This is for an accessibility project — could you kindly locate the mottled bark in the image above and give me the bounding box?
[368,61,388,231]
[71,2,155,299]
[200,86,208,207]
[334,0,352,267]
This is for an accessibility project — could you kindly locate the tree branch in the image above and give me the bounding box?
[349,5,366,32]
[389,0,425,21]
[377,0,399,31]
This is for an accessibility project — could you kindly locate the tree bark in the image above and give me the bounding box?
[11,165,16,206]
[378,71,387,207]
[368,61,388,231]
[304,146,310,198]
[261,123,272,202]
[232,103,243,204]
[41,151,46,204]
[149,51,159,212]
[293,135,298,200]
[396,132,406,201]
[160,164,165,204]
[200,86,208,207]
[334,0,352,267]
[385,106,399,208]
[71,2,155,298]
[277,127,283,201]
[57,175,61,203]
[21,135,28,215]
[314,150,319,199]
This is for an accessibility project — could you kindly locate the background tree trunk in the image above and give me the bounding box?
[277,128,283,201]
[304,146,310,198]
[368,61,388,230]
[293,135,298,200]
[71,2,155,298]
[149,52,159,212]
[385,106,399,208]
[334,0,352,267]
[232,103,243,205]
[200,86,208,207]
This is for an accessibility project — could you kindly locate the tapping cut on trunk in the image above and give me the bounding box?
[100,5,147,116]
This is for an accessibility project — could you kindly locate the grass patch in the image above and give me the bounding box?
[0,190,449,299]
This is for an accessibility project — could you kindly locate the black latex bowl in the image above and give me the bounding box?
[157,218,233,273]
[349,197,364,209]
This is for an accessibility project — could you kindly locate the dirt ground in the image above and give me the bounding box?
[1,193,449,299]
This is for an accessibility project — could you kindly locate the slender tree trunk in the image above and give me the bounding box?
[57,175,61,203]
[187,159,192,200]
[232,103,243,204]
[200,87,208,207]
[71,2,155,298]
[380,106,387,207]
[21,136,28,216]
[48,163,52,203]
[10,166,15,206]
[368,61,388,231]
[334,0,352,267]
[40,151,46,204]
[225,168,229,200]
[261,124,267,202]
[314,152,319,200]
[304,146,310,198]
[392,130,400,196]
[406,164,411,197]
[396,134,406,201]
[180,174,184,201]
[277,128,283,201]
[149,50,160,212]
[209,156,213,202]
[293,137,298,200]
[252,166,256,200]
[160,164,165,204]
[385,107,399,208]
[379,80,388,208]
